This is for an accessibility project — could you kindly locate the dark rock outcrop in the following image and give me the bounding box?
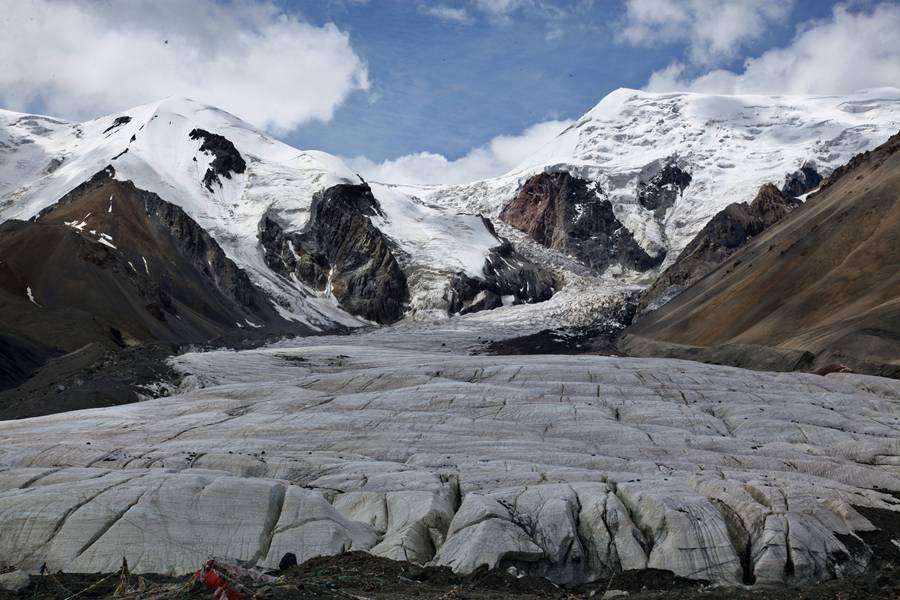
[639,183,801,312]
[38,168,276,324]
[261,185,556,322]
[637,162,692,214]
[1,168,293,351]
[500,172,663,273]
[260,183,409,324]
[102,116,131,134]
[449,229,557,315]
[781,164,822,197]
[189,128,247,191]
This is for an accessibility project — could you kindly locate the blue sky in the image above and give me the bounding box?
[287,0,838,162]
[3,0,898,185]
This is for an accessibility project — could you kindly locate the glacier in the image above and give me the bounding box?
[0,328,898,584]
[2,88,900,587]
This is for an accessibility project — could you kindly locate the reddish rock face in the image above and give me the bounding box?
[499,172,565,247]
[499,172,664,273]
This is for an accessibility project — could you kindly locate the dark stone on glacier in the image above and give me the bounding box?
[189,128,247,191]
[500,171,663,273]
[260,183,409,324]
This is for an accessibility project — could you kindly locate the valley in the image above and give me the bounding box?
[1,87,899,596]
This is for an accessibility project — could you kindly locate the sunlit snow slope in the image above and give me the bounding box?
[0,99,510,329]
[3,90,900,332]
[426,88,900,268]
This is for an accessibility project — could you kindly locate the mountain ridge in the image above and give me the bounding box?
[0,97,555,328]
[626,130,900,377]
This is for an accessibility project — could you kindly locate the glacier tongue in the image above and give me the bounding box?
[0,332,897,584]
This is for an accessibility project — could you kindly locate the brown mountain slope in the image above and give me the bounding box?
[625,132,900,377]
[638,183,801,313]
[0,168,305,393]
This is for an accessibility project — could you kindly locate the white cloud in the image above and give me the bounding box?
[472,0,527,16]
[421,5,473,23]
[470,0,569,23]
[0,0,369,133]
[345,119,573,186]
[644,3,900,95]
[619,0,792,65]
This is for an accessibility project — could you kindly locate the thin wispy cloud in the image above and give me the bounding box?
[420,4,473,24]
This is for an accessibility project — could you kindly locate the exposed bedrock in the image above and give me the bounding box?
[448,218,557,315]
[261,185,556,321]
[0,168,287,357]
[41,168,277,324]
[636,160,692,215]
[781,163,822,198]
[188,128,247,191]
[260,183,409,324]
[500,172,664,273]
[639,183,801,313]
[628,131,900,378]
[0,349,898,585]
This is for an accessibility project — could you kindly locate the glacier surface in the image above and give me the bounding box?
[0,330,898,585]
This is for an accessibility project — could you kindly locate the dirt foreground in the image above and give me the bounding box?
[2,551,898,600]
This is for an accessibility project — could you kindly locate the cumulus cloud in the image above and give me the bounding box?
[619,0,793,65]
[0,0,369,133]
[644,3,900,95]
[420,5,473,23]
[345,119,573,186]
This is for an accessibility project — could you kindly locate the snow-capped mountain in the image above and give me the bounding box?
[3,92,900,589]
[2,89,900,337]
[425,87,900,271]
[0,98,551,329]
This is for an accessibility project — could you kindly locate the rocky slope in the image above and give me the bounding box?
[499,171,663,273]
[424,88,900,282]
[626,131,900,377]
[260,183,410,324]
[0,168,298,391]
[2,90,899,334]
[639,183,801,312]
[0,333,898,587]
[0,99,552,327]
[259,183,555,324]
